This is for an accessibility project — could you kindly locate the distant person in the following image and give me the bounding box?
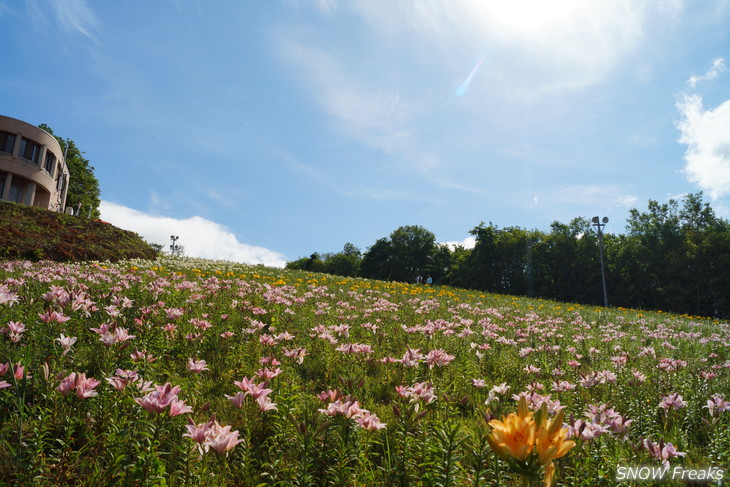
[415,274,423,284]
[426,275,433,285]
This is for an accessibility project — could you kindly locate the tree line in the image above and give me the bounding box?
[287,193,730,318]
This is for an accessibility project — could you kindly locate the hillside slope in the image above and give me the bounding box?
[0,201,157,262]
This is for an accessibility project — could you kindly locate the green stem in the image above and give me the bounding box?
[143,413,164,485]
[183,441,193,485]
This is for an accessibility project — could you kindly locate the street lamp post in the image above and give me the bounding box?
[591,217,609,308]
[170,235,179,257]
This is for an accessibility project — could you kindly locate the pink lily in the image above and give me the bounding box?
[206,422,244,454]
[75,373,101,399]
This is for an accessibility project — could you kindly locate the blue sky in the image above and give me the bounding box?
[2,0,730,267]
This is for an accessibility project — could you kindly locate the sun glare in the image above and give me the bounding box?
[484,0,584,34]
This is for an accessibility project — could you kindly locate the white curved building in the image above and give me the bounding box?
[0,115,70,211]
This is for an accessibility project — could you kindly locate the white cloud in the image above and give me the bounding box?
[687,58,726,89]
[676,94,730,198]
[99,201,287,268]
[276,0,678,196]
[274,148,420,201]
[276,34,497,194]
[277,37,489,193]
[359,187,419,201]
[346,0,660,93]
[311,0,337,14]
[547,184,638,208]
[277,40,413,155]
[617,194,639,208]
[442,237,476,251]
[46,0,100,44]
[285,0,337,14]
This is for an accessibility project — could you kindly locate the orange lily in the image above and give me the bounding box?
[535,409,576,466]
[487,396,536,462]
[487,398,576,487]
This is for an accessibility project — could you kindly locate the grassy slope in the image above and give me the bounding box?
[0,201,157,262]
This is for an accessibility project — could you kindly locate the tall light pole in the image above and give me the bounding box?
[591,216,609,308]
[170,235,179,257]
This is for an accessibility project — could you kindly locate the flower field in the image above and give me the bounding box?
[1,257,728,486]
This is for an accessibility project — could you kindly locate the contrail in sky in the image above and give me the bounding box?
[456,57,486,97]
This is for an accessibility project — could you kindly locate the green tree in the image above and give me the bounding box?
[387,225,437,282]
[697,222,730,317]
[285,252,326,272]
[443,243,471,286]
[622,198,683,311]
[672,192,728,316]
[38,124,101,219]
[613,193,730,316]
[147,241,164,256]
[424,243,453,284]
[450,223,499,291]
[532,218,603,304]
[305,253,327,273]
[324,242,362,277]
[285,256,309,270]
[492,226,539,295]
[360,238,393,280]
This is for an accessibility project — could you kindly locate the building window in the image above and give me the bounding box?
[0,131,16,154]
[19,137,41,164]
[45,151,56,174]
[9,179,24,203]
[0,173,5,199]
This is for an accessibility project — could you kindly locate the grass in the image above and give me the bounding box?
[0,201,156,262]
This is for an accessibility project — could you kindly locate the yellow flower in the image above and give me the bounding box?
[487,396,536,462]
[535,409,575,466]
[488,399,575,487]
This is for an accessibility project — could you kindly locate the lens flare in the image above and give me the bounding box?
[456,57,485,97]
